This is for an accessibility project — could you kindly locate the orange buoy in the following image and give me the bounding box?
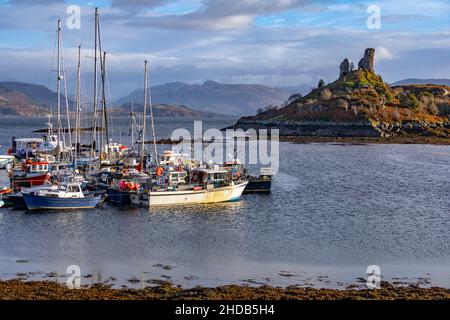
[127,182,135,190]
[156,167,164,177]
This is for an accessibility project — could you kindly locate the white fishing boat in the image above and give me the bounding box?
[131,168,248,206]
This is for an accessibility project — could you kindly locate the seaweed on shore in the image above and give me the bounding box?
[1,279,449,300]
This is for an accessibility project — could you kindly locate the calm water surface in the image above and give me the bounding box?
[0,117,449,288]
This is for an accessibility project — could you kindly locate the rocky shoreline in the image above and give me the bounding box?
[278,134,450,145]
[1,279,449,300]
[227,119,450,140]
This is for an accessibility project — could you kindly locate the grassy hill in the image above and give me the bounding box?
[231,50,450,138]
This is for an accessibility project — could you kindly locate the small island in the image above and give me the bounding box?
[228,48,450,144]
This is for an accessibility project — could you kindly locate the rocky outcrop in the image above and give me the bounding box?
[340,59,350,78]
[229,118,450,138]
[227,119,381,137]
[228,48,450,139]
[358,48,375,72]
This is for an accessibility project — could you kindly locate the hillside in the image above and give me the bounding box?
[230,49,450,138]
[120,103,221,118]
[116,81,290,116]
[0,86,48,116]
[0,81,65,109]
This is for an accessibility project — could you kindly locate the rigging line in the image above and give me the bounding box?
[147,60,158,165]
[105,54,114,142]
[60,33,73,154]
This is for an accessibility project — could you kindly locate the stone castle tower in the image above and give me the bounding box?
[339,48,375,78]
[358,48,375,72]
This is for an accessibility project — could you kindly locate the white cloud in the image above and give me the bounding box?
[376,46,395,61]
[1,0,450,98]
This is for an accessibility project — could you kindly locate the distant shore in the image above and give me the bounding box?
[279,135,450,145]
[1,279,449,300]
[154,135,450,145]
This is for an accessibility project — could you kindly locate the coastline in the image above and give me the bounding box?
[279,135,450,145]
[1,279,449,300]
[154,135,450,145]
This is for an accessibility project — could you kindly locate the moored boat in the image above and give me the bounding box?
[10,161,51,190]
[22,181,102,211]
[131,168,248,206]
[243,168,273,194]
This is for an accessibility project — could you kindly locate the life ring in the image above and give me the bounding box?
[156,167,164,177]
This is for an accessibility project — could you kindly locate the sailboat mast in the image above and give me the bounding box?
[101,51,109,150]
[56,19,62,146]
[130,98,134,147]
[76,45,81,157]
[147,62,158,165]
[91,7,99,157]
[141,60,148,164]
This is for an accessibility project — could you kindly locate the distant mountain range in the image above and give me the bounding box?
[0,80,294,117]
[115,81,290,115]
[391,78,450,86]
[4,78,450,117]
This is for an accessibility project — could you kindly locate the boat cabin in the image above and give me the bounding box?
[103,143,128,155]
[43,134,58,144]
[190,169,230,188]
[24,161,49,173]
[13,138,43,158]
[166,170,188,186]
[160,150,189,166]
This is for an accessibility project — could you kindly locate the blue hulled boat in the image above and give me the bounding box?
[22,182,102,211]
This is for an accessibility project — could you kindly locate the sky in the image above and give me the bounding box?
[0,0,450,99]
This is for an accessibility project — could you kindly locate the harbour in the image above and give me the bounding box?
[0,117,449,289]
[1,0,450,307]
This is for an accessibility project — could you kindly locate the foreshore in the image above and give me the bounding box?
[1,279,449,300]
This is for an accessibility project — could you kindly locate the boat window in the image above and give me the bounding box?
[68,185,79,193]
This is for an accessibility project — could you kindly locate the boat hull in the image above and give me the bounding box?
[11,173,51,190]
[243,179,272,193]
[22,193,102,211]
[4,194,27,209]
[133,182,248,206]
[106,189,133,205]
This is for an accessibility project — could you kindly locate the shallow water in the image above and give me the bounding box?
[0,117,449,289]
